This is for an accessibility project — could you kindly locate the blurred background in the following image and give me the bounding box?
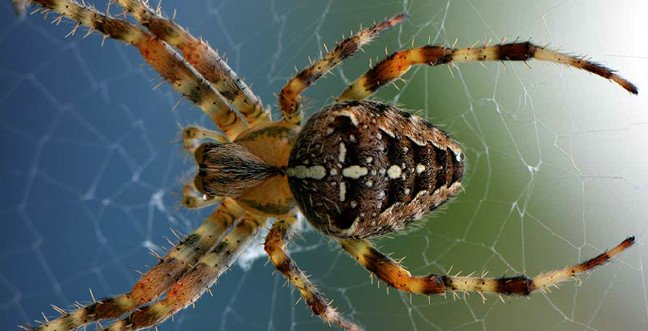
[1,0,646,330]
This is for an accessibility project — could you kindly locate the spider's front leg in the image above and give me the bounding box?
[113,0,270,126]
[265,218,362,331]
[340,237,634,297]
[20,0,248,139]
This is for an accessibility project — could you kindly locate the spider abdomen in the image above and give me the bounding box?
[288,100,464,238]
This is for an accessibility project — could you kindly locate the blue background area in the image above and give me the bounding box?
[1,0,646,330]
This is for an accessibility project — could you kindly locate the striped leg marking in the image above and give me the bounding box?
[338,42,638,101]
[278,13,406,124]
[264,218,361,331]
[23,0,248,139]
[340,237,634,296]
[115,0,270,126]
[24,199,245,331]
[107,213,265,331]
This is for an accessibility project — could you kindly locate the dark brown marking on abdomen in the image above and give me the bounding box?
[411,139,432,193]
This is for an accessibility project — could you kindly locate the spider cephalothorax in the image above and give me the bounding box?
[16,1,637,330]
[193,122,299,215]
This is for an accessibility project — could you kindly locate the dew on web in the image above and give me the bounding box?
[0,0,646,330]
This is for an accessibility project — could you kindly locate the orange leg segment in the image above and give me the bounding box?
[23,0,248,138]
[338,42,638,101]
[115,0,270,126]
[265,218,362,331]
[278,13,406,124]
[340,237,634,296]
[107,213,264,331]
[24,199,245,331]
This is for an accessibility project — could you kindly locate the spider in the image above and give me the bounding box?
[15,0,638,330]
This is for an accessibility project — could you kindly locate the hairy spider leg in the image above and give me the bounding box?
[114,0,270,126]
[340,237,634,296]
[278,13,407,124]
[107,214,265,331]
[338,41,638,100]
[265,218,362,331]
[23,199,245,331]
[22,0,248,139]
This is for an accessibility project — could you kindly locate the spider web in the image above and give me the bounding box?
[1,0,646,330]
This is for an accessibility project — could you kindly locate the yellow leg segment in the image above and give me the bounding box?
[115,0,270,126]
[24,199,245,331]
[23,0,247,139]
[340,237,634,296]
[338,42,638,101]
[278,14,406,124]
[265,218,362,331]
[107,213,265,330]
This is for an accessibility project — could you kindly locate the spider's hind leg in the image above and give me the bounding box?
[265,218,362,331]
[107,213,266,331]
[339,237,634,297]
[26,199,245,331]
[338,42,637,101]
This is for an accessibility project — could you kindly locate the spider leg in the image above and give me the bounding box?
[278,13,406,124]
[338,42,638,101]
[114,0,270,126]
[25,199,245,331]
[339,237,634,297]
[107,213,266,331]
[265,218,362,331]
[22,0,248,139]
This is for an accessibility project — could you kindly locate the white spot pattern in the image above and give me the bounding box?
[287,165,327,179]
[387,165,402,179]
[342,165,368,179]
